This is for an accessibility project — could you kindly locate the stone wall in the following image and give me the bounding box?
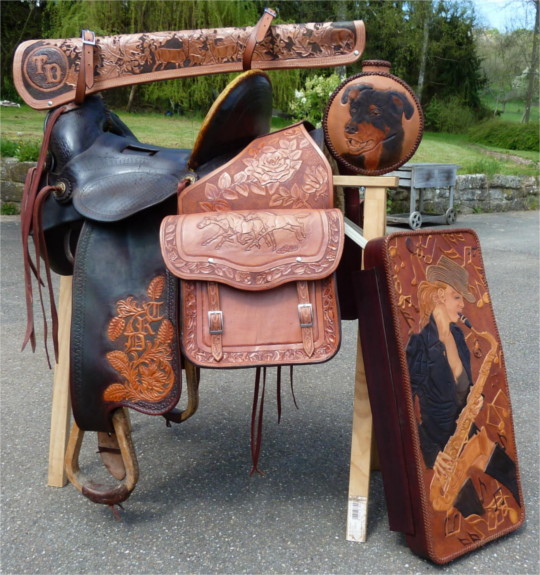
[388,173,539,215]
[1,157,36,211]
[2,157,539,215]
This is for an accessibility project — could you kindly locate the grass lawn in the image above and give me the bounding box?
[1,104,538,177]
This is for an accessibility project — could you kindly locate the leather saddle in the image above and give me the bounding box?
[23,70,277,507]
[23,62,349,508]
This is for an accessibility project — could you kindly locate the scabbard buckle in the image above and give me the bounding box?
[81,29,96,45]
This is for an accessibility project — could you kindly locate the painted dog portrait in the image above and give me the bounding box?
[339,83,415,172]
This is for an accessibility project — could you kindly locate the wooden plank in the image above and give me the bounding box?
[346,341,373,542]
[346,185,386,542]
[344,218,367,249]
[47,275,72,487]
[333,175,398,188]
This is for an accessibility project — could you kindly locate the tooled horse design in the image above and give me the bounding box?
[197,211,309,251]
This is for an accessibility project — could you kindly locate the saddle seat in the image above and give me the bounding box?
[39,70,274,274]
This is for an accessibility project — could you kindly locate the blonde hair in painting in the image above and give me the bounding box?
[416,280,449,329]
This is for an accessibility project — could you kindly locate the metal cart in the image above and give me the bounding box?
[387,163,460,229]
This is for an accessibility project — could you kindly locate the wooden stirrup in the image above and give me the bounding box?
[65,408,138,507]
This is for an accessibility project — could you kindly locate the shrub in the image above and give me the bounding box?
[468,119,539,151]
[289,74,342,128]
[1,203,20,216]
[0,138,41,161]
[424,96,476,133]
[16,140,41,161]
[459,158,501,177]
[0,139,19,158]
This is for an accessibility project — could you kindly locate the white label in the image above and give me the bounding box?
[346,496,367,542]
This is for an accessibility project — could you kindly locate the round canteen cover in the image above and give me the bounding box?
[323,60,423,176]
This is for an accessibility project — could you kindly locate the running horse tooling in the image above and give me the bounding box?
[16,12,365,510]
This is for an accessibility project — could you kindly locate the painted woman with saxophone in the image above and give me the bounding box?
[406,255,520,517]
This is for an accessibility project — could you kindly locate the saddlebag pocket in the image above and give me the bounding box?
[160,208,344,368]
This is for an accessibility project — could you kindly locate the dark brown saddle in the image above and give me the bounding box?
[22,70,276,508]
[22,62,353,511]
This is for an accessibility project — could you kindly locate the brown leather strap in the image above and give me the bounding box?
[207,282,223,361]
[296,281,315,357]
[243,8,277,71]
[31,184,60,363]
[250,367,266,475]
[75,30,96,104]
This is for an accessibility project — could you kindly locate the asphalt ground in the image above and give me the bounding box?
[1,211,539,575]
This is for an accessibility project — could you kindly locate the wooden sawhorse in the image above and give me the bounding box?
[46,175,397,542]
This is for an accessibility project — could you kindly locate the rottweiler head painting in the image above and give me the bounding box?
[323,65,423,175]
[340,83,414,171]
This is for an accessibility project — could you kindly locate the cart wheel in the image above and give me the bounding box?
[445,208,457,225]
[408,211,422,230]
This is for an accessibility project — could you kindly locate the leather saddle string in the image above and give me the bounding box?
[21,105,69,359]
[242,8,277,71]
[289,364,299,410]
[276,366,282,424]
[251,366,298,473]
[250,366,267,476]
[31,184,62,366]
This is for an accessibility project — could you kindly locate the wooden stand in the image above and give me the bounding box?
[48,275,73,487]
[46,176,396,541]
[333,175,396,542]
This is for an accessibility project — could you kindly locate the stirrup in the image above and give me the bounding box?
[65,408,139,506]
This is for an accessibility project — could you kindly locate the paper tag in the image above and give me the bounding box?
[346,496,367,542]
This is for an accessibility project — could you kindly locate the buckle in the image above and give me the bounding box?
[81,30,96,45]
[208,310,224,335]
[298,303,313,328]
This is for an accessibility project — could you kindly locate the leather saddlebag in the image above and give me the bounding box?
[355,228,525,563]
[160,122,344,368]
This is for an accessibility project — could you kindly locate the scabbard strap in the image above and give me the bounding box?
[75,30,96,104]
[207,282,223,362]
[297,280,315,358]
[243,8,277,70]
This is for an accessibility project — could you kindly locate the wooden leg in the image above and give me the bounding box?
[346,339,373,542]
[346,184,387,542]
[47,275,72,487]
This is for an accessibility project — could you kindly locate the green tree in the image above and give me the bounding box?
[1,0,45,101]
[420,1,486,110]
[5,0,490,126]
[522,0,539,123]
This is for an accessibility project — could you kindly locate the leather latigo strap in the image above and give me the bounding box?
[13,20,365,109]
